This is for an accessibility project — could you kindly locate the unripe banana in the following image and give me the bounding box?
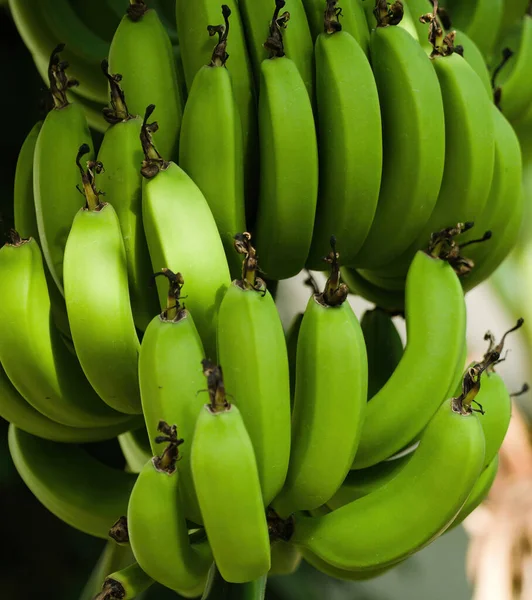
[217,233,291,505]
[138,270,206,525]
[179,8,246,280]
[78,542,135,600]
[0,363,140,443]
[273,239,367,516]
[306,9,382,269]
[119,427,152,474]
[191,361,271,583]
[453,28,492,97]
[108,0,183,160]
[286,312,304,403]
[254,1,318,279]
[352,246,467,469]
[0,234,132,428]
[201,564,268,598]
[290,392,486,571]
[96,61,159,331]
[353,11,445,269]
[361,308,403,399]
[95,562,154,600]
[301,548,397,580]
[270,541,302,576]
[33,45,93,293]
[239,0,314,97]
[63,145,142,415]
[140,105,231,360]
[8,426,137,538]
[128,446,212,597]
[341,266,405,312]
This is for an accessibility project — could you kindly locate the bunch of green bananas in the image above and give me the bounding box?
[2,0,532,597]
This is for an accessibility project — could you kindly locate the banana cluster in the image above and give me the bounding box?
[2,0,531,597]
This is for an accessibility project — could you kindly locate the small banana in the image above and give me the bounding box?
[360,308,403,399]
[108,0,183,160]
[140,104,231,360]
[191,361,271,583]
[290,382,486,571]
[94,562,154,600]
[78,542,135,600]
[33,44,93,293]
[306,3,382,269]
[138,270,206,525]
[353,4,445,269]
[0,363,141,443]
[270,541,302,576]
[63,145,142,415]
[254,0,318,279]
[217,233,290,506]
[179,6,246,280]
[127,434,212,597]
[0,233,132,429]
[352,229,468,470]
[96,61,159,331]
[239,0,314,98]
[273,238,367,516]
[8,425,137,538]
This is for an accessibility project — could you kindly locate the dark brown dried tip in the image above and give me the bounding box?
[108,516,129,545]
[6,229,29,247]
[492,47,514,109]
[374,0,404,27]
[208,5,231,67]
[152,421,184,475]
[316,235,349,307]
[267,507,295,542]
[47,43,78,109]
[94,578,126,600]
[101,59,131,124]
[198,359,231,413]
[451,357,496,416]
[75,144,105,211]
[127,0,148,21]
[140,104,169,179]
[324,0,343,34]
[152,268,187,322]
[264,0,290,58]
[482,318,524,373]
[421,1,462,57]
[510,383,529,398]
[234,232,266,294]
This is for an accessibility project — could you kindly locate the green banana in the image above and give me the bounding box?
[33,44,93,293]
[63,145,142,415]
[361,308,404,399]
[303,0,371,55]
[0,363,140,443]
[127,447,212,597]
[191,361,271,583]
[138,270,206,525]
[0,234,132,428]
[403,0,432,52]
[200,564,268,599]
[78,542,135,600]
[178,7,246,280]
[351,245,467,469]
[239,0,315,97]
[301,548,397,581]
[95,562,154,600]
[273,239,367,516]
[96,61,159,331]
[175,0,257,212]
[290,391,485,571]
[306,6,382,269]
[108,0,183,160]
[140,104,231,360]
[8,425,137,538]
[341,266,405,312]
[353,7,445,269]
[498,0,530,42]
[217,233,291,506]
[254,1,318,279]
[269,541,302,576]
[453,28,492,97]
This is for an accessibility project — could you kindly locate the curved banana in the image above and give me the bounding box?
[254,1,318,279]
[175,0,257,212]
[119,427,152,474]
[273,239,367,516]
[9,425,137,538]
[404,0,432,52]
[306,7,382,269]
[341,266,405,312]
[217,233,291,506]
[0,234,132,428]
[361,308,404,399]
[138,270,206,525]
[0,363,140,443]
[95,562,153,600]
[191,361,271,583]
[63,145,142,415]
[179,8,246,280]
[96,61,159,331]
[301,548,398,581]
[200,564,268,598]
[108,0,183,160]
[127,449,212,596]
[353,8,445,269]
[140,104,231,360]
[33,44,93,293]
[453,28,492,97]
[270,541,302,576]
[240,0,314,99]
[352,245,467,469]
[290,391,485,571]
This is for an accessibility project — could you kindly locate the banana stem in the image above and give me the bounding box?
[101,60,131,123]
[140,105,169,178]
[201,360,231,413]
[208,5,231,67]
[47,44,77,109]
[264,0,290,58]
[373,0,404,28]
[75,144,104,211]
[318,236,349,307]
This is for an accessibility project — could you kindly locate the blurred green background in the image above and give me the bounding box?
[0,5,472,598]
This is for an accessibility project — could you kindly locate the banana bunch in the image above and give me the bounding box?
[2,0,532,596]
